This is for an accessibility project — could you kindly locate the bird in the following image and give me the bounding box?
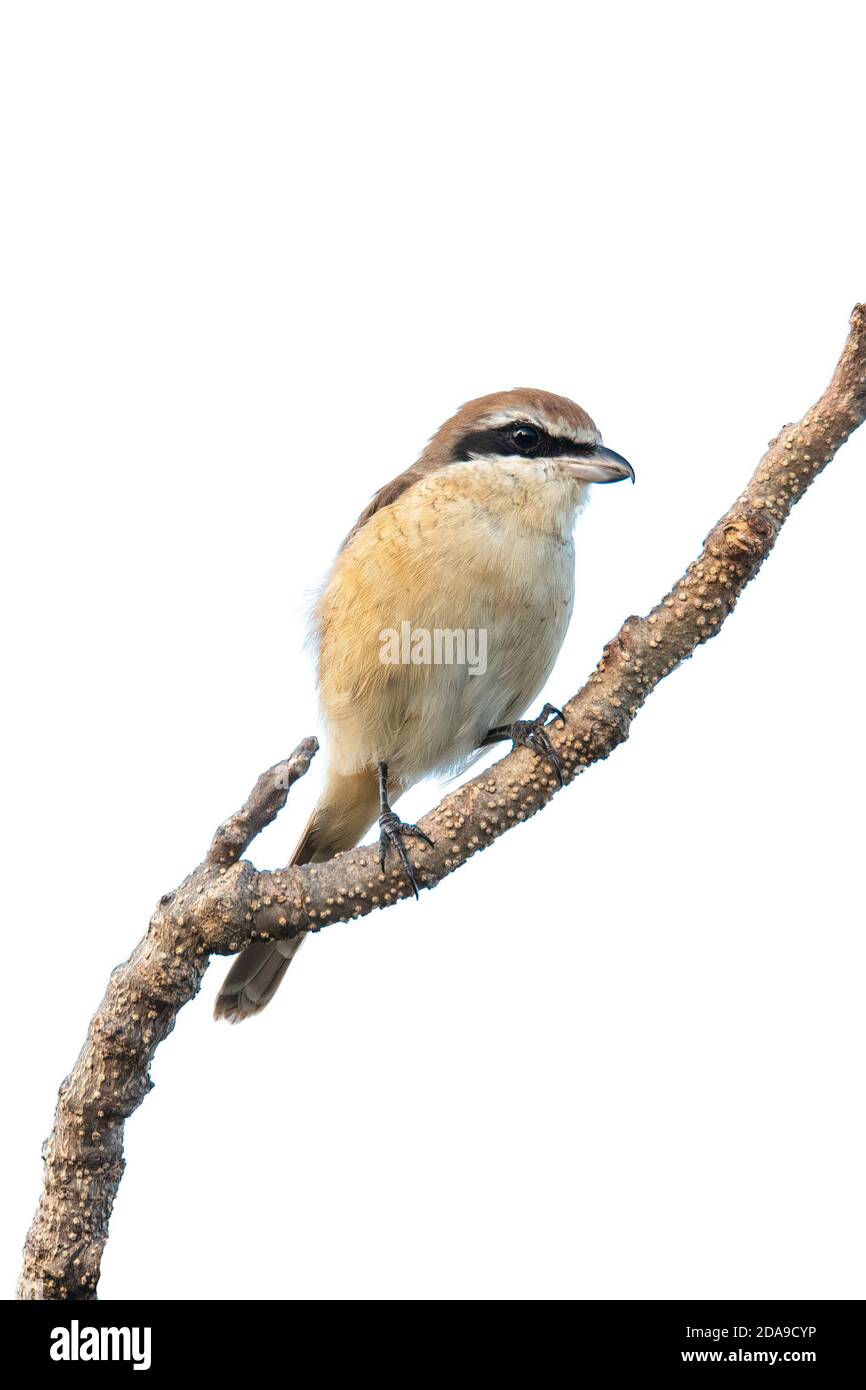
[214,388,634,1021]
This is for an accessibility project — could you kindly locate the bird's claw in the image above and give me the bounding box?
[510,703,566,786]
[378,811,434,899]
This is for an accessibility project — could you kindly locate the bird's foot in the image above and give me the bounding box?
[378,811,435,899]
[500,703,566,786]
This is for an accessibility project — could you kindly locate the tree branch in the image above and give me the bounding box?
[16,739,318,1302]
[18,308,866,1299]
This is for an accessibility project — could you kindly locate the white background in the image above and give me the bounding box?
[2,2,864,1300]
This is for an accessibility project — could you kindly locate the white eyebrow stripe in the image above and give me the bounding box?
[477,408,598,445]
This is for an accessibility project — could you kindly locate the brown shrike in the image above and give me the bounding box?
[215,389,634,1021]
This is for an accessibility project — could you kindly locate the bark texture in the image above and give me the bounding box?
[18,308,866,1299]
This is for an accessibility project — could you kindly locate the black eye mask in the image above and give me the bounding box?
[450,421,596,462]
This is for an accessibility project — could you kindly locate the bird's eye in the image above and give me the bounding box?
[511,424,539,453]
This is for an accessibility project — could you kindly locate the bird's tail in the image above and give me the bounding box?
[213,769,380,1022]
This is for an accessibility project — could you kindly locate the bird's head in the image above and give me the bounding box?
[421,387,634,486]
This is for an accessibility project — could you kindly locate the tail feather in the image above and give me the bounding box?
[213,769,380,1022]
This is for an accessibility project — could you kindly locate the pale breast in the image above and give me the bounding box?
[315,458,583,785]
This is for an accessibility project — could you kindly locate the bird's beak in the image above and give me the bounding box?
[564,445,635,484]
